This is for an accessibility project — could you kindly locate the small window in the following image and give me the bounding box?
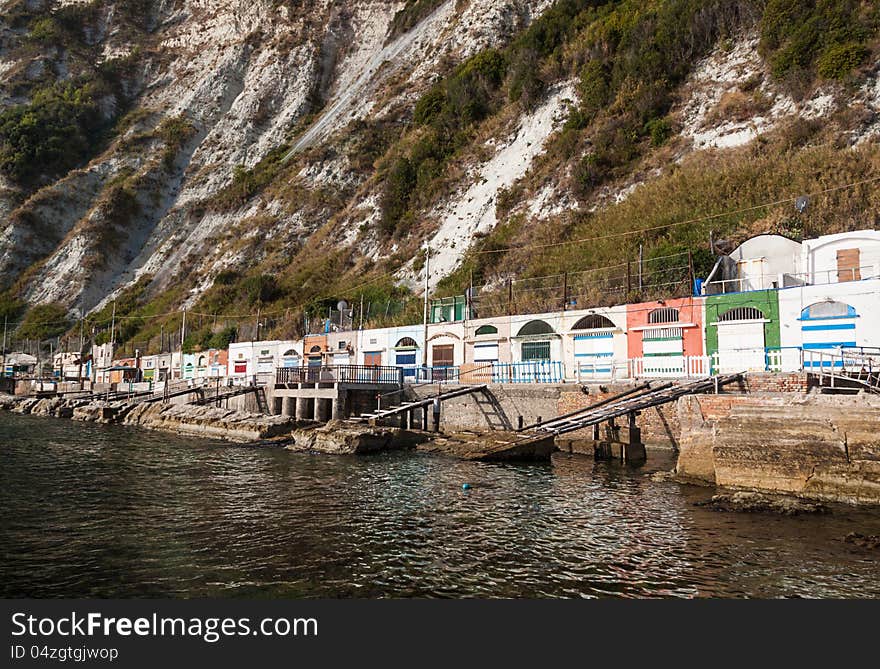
[396,352,417,365]
[517,320,554,337]
[648,307,679,324]
[643,327,683,341]
[836,248,861,282]
[395,337,418,349]
[718,306,764,322]
[475,325,498,335]
[801,301,856,320]
[283,349,297,356]
[522,341,551,361]
[432,345,454,367]
[572,314,615,330]
[309,345,321,354]
[338,341,347,350]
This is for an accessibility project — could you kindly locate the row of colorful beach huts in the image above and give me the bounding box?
[47,230,880,385]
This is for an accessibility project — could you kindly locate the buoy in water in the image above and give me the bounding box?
[462,483,472,491]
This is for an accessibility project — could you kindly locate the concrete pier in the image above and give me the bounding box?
[274,378,401,425]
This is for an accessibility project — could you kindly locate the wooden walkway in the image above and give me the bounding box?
[527,374,743,437]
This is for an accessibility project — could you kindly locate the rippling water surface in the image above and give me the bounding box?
[2,413,878,598]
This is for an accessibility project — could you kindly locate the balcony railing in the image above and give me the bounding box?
[702,265,877,294]
[276,365,404,386]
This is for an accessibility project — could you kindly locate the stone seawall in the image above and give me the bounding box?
[411,382,686,448]
[410,384,562,432]
[676,394,880,505]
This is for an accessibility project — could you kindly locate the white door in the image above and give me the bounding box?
[717,322,765,372]
[642,327,684,377]
[574,333,615,377]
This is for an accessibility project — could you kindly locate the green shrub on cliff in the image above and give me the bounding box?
[759,0,878,86]
[0,83,103,187]
[16,303,71,341]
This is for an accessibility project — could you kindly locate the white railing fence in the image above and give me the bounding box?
[702,265,877,294]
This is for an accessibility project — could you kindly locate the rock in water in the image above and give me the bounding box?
[843,533,880,549]
[695,491,829,515]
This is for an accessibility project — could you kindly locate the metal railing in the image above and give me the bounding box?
[491,361,565,384]
[702,265,877,294]
[804,348,879,391]
[410,363,497,384]
[276,365,404,386]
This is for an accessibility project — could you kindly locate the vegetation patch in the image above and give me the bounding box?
[16,303,71,340]
[759,0,879,89]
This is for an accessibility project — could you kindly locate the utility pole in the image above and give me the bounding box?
[638,244,644,292]
[109,300,117,356]
[687,250,695,296]
[359,294,364,331]
[180,309,187,351]
[1,315,6,379]
[422,245,430,369]
[562,272,568,312]
[468,269,474,321]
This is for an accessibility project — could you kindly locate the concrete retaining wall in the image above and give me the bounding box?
[675,393,880,504]
[410,384,563,432]
[408,373,817,448]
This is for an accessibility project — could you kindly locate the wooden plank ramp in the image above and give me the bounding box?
[530,374,744,437]
[355,384,489,422]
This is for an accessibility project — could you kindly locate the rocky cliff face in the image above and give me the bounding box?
[1,0,561,312]
[1,1,878,341]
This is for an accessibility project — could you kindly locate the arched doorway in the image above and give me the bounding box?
[571,314,617,378]
[801,301,858,368]
[715,306,768,371]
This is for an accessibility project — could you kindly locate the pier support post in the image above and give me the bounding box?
[296,397,313,421]
[624,411,646,465]
[332,391,347,421]
[432,397,441,432]
[315,398,332,423]
[281,397,295,417]
[422,407,428,431]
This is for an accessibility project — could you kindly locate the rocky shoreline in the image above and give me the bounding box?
[4,392,879,511]
[0,393,554,461]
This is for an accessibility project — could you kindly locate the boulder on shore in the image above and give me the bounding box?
[286,420,425,454]
[123,402,297,442]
